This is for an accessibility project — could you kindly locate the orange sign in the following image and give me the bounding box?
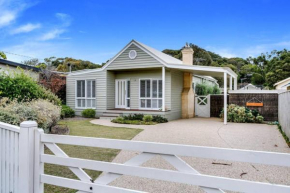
[246,102,263,107]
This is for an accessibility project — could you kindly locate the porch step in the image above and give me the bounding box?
[99,111,122,120]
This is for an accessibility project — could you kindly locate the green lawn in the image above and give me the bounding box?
[44,119,143,193]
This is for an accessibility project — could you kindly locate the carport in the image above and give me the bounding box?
[165,63,238,124]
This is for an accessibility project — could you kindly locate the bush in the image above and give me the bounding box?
[112,117,156,125]
[123,114,144,121]
[195,83,220,95]
[61,105,75,118]
[221,104,264,123]
[152,115,168,123]
[0,69,61,105]
[0,97,61,133]
[143,115,153,122]
[255,115,264,123]
[82,109,96,118]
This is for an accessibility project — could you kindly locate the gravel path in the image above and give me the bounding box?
[90,118,290,193]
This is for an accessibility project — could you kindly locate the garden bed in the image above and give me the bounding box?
[111,114,168,125]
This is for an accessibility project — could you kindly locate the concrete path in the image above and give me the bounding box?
[91,118,290,192]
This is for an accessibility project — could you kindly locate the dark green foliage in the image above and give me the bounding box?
[123,114,144,121]
[61,105,75,118]
[112,117,156,125]
[195,83,221,95]
[152,115,168,123]
[251,73,264,85]
[251,109,259,117]
[143,115,153,122]
[81,109,96,118]
[0,70,61,105]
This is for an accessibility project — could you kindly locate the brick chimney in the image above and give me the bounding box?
[181,43,194,65]
[181,43,195,118]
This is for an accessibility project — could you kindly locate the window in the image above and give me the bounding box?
[76,80,96,108]
[140,79,162,109]
[126,80,130,108]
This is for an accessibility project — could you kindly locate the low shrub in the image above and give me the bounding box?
[61,105,75,118]
[152,115,168,123]
[195,83,221,95]
[0,97,61,133]
[0,69,61,105]
[82,109,96,118]
[112,117,156,125]
[221,104,264,123]
[143,115,153,122]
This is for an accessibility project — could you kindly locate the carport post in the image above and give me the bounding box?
[234,77,237,90]
[230,76,233,90]
[224,72,227,124]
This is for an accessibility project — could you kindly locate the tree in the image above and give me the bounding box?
[0,51,7,59]
[22,59,40,66]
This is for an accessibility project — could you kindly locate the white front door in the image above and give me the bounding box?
[115,79,129,108]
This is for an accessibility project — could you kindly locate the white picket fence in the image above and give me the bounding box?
[1,120,290,193]
[0,122,20,193]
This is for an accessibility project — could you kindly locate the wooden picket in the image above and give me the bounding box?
[0,122,20,193]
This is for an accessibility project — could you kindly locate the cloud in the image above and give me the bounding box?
[0,0,30,28]
[0,11,16,27]
[39,29,65,41]
[55,13,72,27]
[11,23,41,34]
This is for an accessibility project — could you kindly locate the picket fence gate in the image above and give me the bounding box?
[1,120,290,193]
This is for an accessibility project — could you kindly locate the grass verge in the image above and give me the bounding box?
[277,124,290,148]
[44,119,142,193]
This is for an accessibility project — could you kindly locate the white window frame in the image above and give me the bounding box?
[139,78,163,110]
[75,79,96,109]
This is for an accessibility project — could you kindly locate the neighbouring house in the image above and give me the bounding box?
[239,83,261,90]
[192,75,219,91]
[0,58,40,80]
[66,40,237,123]
[274,77,290,90]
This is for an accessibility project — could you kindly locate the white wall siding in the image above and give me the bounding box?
[278,91,290,138]
[107,44,163,70]
[170,70,183,119]
[106,71,115,109]
[66,70,107,115]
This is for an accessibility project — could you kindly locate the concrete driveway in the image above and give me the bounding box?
[91,118,290,192]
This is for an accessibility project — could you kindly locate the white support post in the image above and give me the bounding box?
[34,129,44,193]
[19,121,38,193]
[234,77,238,90]
[223,72,227,125]
[229,76,233,90]
[162,67,165,112]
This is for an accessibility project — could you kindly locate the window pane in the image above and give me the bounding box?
[158,80,162,98]
[87,99,92,107]
[152,99,158,108]
[92,99,96,107]
[77,99,81,107]
[77,80,85,97]
[92,81,96,97]
[152,80,157,98]
[140,99,146,108]
[146,80,150,97]
[146,99,151,108]
[140,80,145,97]
[127,99,130,108]
[81,81,85,97]
[158,99,162,108]
[82,99,85,107]
[87,81,92,97]
[127,81,130,98]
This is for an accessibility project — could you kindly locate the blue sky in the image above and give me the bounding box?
[1,0,290,64]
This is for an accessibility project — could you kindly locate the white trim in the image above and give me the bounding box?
[229,90,278,94]
[274,77,290,86]
[223,72,227,125]
[162,67,165,112]
[139,78,163,110]
[75,79,96,109]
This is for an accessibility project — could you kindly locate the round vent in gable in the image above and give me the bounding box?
[129,50,137,59]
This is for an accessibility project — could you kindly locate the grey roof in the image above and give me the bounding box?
[0,58,40,72]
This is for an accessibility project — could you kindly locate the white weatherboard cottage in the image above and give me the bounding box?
[67,40,238,123]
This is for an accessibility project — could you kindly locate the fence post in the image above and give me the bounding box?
[34,128,44,193]
[19,121,38,193]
